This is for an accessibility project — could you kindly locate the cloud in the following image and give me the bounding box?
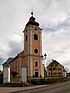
[42,17,70,71]
[0,0,70,71]
[8,34,23,57]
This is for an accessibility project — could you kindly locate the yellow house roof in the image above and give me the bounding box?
[47,59,64,68]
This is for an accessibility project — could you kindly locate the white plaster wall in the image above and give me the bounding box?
[3,67,10,83]
[63,72,67,77]
[21,67,27,82]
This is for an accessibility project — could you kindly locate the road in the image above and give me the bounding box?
[16,81,70,93]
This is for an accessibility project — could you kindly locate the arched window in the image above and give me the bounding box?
[34,48,38,54]
[35,61,38,67]
[34,34,38,40]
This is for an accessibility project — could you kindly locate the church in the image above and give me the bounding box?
[3,12,46,83]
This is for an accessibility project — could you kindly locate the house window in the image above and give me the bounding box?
[58,72,62,74]
[35,61,38,67]
[26,35,27,41]
[53,68,56,70]
[34,34,38,40]
[34,48,38,54]
[58,68,61,70]
[54,72,57,75]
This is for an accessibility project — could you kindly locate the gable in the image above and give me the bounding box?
[47,60,64,68]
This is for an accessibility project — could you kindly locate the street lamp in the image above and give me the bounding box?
[40,53,47,79]
[41,53,47,60]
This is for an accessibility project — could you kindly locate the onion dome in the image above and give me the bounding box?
[26,12,39,27]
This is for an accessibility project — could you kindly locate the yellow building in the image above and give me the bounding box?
[3,12,44,83]
[46,60,65,79]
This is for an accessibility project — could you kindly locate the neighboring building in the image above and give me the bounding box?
[46,59,66,79]
[3,12,44,83]
[67,73,70,78]
[63,69,67,78]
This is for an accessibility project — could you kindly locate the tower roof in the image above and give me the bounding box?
[26,12,39,27]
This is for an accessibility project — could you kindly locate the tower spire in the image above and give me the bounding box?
[26,11,39,27]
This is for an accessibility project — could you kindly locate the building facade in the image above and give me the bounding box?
[46,60,65,79]
[3,12,44,83]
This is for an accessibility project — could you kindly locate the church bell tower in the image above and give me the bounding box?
[23,12,43,80]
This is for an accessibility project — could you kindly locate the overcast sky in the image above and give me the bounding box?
[0,0,70,71]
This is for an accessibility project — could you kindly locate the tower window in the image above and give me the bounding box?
[35,28,37,30]
[34,34,38,40]
[34,48,38,54]
[35,61,38,67]
[26,35,27,41]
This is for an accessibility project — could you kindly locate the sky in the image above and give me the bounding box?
[0,0,70,71]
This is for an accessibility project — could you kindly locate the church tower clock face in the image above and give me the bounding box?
[23,12,42,80]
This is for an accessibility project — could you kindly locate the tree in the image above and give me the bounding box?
[65,67,69,73]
